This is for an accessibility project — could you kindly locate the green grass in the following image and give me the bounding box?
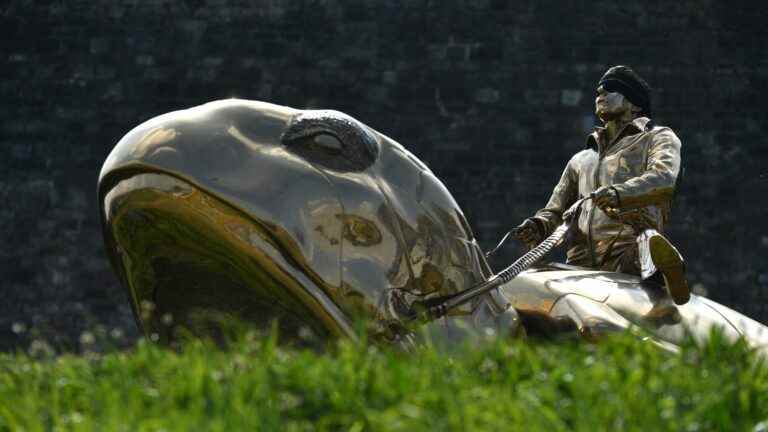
[1,330,766,431]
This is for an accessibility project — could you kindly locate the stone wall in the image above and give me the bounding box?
[2,0,767,350]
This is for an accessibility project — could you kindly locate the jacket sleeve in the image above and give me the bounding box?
[531,156,579,237]
[611,128,681,209]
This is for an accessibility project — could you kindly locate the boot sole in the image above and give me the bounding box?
[649,236,690,305]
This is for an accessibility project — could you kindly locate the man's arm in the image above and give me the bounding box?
[611,128,681,209]
[530,157,579,237]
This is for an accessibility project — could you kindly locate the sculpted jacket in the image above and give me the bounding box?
[531,116,682,274]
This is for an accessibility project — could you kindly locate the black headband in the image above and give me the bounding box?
[598,66,652,116]
[598,78,651,116]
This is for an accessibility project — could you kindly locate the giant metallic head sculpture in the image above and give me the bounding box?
[98,100,515,345]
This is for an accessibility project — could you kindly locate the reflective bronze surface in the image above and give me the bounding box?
[502,264,768,355]
[99,100,516,345]
[531,116,682,273]
[99,99,768,352]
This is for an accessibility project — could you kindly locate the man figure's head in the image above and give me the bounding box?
[594,65,652,123]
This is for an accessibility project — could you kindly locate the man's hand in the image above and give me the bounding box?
[512,219,543,245]
[592,186,619,211]
[562,201,579,222]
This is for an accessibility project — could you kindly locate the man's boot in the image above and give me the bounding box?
[638,229,690,305]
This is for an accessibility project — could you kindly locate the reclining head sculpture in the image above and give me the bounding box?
[98,99,515,346]
[99,99,768,352]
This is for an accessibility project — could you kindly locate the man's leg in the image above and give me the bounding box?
[637,229,690,305]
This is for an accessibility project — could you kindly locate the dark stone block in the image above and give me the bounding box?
[470,42,503,62]
[446,45,468,62]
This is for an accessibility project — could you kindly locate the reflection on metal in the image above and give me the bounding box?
[99,100,514,345]
[410,218,574,323]
[339,215,382,247]
[99,99,768,353]
[503,265,768,355]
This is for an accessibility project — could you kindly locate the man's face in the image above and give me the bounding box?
[595,85,634,122]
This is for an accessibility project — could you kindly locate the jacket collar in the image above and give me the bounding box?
[585,116,652,150]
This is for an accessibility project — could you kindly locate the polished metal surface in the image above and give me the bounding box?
[99,99,768,352]
[99,99,516,345]
[501,265,768,355]
[531,116,682,273]
[420,217,575,321]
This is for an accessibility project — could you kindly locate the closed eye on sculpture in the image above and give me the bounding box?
[281,110,379,172]
[311,134,344,153]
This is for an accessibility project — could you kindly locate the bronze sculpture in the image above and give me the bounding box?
[98,98,768,354]
[513,66,689,318]
[98,100,516,346]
